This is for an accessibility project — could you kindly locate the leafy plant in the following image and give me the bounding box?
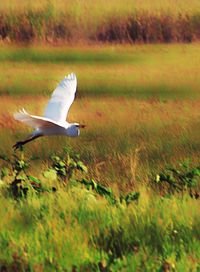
[154,160,200,197]
[123,191,140,205]
[0,147,140,206]
[49,146,88,182]
[80,178,117,204]
[0,151,51,198]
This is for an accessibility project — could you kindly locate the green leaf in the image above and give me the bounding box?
[125,192,140,205]
[191,168,200,176]
[15,160,28,170]
[70,161,77,168]
[57,168,66,176]
[91,179,97,190]
[51,156,60,162]
[58,161,65,167]
[1,167,9,178]
[28,175,41,184]
[77,161,88,173]
[96,183,112,195]
[43,169,57,180]
[16,175,26,181]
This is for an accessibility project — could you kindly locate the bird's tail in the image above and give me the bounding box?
[13,108,37,128]
[13,108,29,122]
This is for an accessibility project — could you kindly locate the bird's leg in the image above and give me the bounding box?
[13,134,42,150]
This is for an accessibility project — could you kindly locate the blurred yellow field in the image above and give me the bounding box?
[1,0,200,14]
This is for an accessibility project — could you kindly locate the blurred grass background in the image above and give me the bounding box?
[1,0,200,13]
[1,44,200,189]
[2,95,200,191]
[0,1,200,271]
[1,44,200,98]
[1,0,200,43]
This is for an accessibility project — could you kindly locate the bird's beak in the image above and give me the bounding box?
[79,124,86,128]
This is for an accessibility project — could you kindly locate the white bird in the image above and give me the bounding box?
[13,73,85,150]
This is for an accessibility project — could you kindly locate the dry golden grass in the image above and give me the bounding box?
[1,96,200,191]
[1,0,200,43]
[0,44,200,190]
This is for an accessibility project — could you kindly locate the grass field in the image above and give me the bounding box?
[1,44,200,98]
[0,44,200,271]
[1,0,200,13]
[1,0,200,43]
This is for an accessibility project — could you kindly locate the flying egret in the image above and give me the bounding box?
[13,73,85,150]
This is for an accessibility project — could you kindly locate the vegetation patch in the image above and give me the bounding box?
[1,1,200,43]
[0,148,199,271]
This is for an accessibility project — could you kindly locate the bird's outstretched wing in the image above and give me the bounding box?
[14,109,63,129]
[44,73,77,123]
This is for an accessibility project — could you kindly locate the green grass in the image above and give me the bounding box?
[1,44,200,99]
[0,182,199,271]
[0,46,137,64]
[1,0,200,13]
[0,44,200,271]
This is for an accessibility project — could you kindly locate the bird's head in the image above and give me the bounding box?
[74,122,86,129]
[78,124,86,129]
[66,123,86,137]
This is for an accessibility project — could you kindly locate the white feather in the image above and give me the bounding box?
[44,73,77,122]
[14,109,64,130]
[13,72,81,147]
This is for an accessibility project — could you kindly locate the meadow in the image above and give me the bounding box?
[1,0,200,43]
[0,43,200,270]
